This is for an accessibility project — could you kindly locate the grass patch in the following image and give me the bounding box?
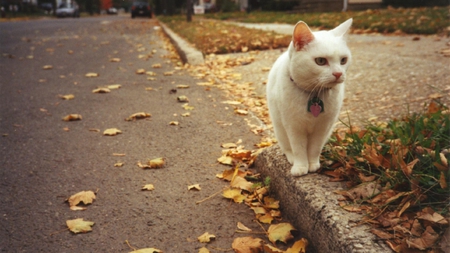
[322,101,449,251]
[203,6,449,34]
[159,16,291,54]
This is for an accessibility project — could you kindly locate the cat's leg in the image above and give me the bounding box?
[288,131,309,176]
[307,127,332,173]
[273,124,294,164]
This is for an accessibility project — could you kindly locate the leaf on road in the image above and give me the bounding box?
[142,184,155,191]
[67,190,96,210]
[285,238,308,253]
[235,109,248,115]
[42,65,53,70]
[267,223,296,244]
[129,248,162,253]
[110,58,121,62]
[198,232,215,243]
[107,84,122,90]
[177,95,189,102]
[146,71,157,76]
[62,114,82,121]
[176,85,190,89]
[182,103,194,110]
[198,247,210,253]
[114,162,124,167]
[136,69,146,74]
[152,63,161,68]
[232,237,263,253]
[137,157,166,169]
[125,112,151,121]
[103,128,122,136]
[169,121,179,126]
[92,87,111,93]
[66,218,94,233]
[223,188,246,203]
[231,176,253,191]
[237,222,252,232]
[188,184,201,191]
[85,72,99,77]
[59,94,75,100]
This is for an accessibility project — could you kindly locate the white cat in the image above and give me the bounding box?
[266,19,353,176]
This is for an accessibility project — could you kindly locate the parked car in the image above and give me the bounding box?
[131,1,152,18]
[56,1,79,18]
[107,7,118,14]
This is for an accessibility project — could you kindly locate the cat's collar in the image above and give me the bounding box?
[289,76,332,94]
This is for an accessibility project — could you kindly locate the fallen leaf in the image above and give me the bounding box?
[62,114,82,121]
[42,65,53,70]
[232,237,263,253]
[267,223,296,244]
[169,121,179,126]
[125,112,151,121]
[137,157,166,169]
[237,222,252,232]
[59,94,75,100]
[221,143,238,148]
[235,109,249,115]
[223,188,246,203]
[188,184,201,191]
[285,238,308,253]
[231,176,253,191]
[176,85,190,89]
[136,69,146,74]
[103,128,122,136]
[129,248,162,253]
[107,84,121,90]
[198,247,210,253]
[113,153,126,156]
[66,218,94,233]
[257,213,274,224]
[67,190,96,208]
[198,232,215,243]
[152,63,161,68]
[146,71,157,76]
[182,103,194,110]
[85,72,99,77]
[263,244,284,253]
[181,112,190,117]
[177,95,189,102]
[142,184,155,191]
[114,162,124,167]
[110,58,120,62]
[92,87,111,93]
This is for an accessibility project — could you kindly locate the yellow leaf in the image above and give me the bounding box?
[221,143,238,148]
[67,190,96,208]
[114,162,124,167]
[263,243,284,253]
[222,100,241,105]
[169,121,179,126]
[235,109,248,115]
[92,87,111,93]
[107,84,121,90]
[232,237,263,253]
[136,69,146,74]
[285,238,308,253]
[176,85,190,89]
[59,94,74,100]
[182,103,194,110]
[163,71,173,76]
[188,184,201,191]
[267,223,296,244]
[231,176,253,191]
[103,128,122,136]
[251,207,266,215]
[198,247,210,253]
[66,218,94,233]
[177,95,189,102]
[181,112,190,117]
[152,63,162,68]
[110,58,121,62]
[257,213,274,224]
[217,154,233,165]
[129,248,162,253]
[197,232,215,243]
[85,72,99,77]
[263,196,280,209]
[146,71,157,76]
[42,65,53,70]
[137,157,166,169]
[142,184,155,191]
[125,112,151,121]
[62,114,82,121]
[223,188,246,203]
[237,222,252,232]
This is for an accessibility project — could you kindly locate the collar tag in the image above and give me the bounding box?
[308,97,324,117]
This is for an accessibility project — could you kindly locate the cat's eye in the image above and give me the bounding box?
[340,57,348,65]
[315,58,327,66]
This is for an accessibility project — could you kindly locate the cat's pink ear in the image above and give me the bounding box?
[293,21,314,51]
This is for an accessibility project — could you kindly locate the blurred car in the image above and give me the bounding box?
[56,1,79,18]
[131,1,152,18]
[107,7,117,14]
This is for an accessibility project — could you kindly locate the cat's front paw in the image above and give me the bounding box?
[308,162,321,173]
[290,164,308,177]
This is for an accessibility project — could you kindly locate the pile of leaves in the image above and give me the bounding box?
[158,16,291,55]
[203,6,449,35]
[215,141,308,253]
[322,101,450,252]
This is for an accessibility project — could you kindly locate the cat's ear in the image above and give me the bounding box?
[331,18,353,38]
[292,21,314,51]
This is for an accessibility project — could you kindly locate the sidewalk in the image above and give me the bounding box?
[160,20,450,253]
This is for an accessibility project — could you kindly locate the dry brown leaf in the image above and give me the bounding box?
[92,87,111,93]
[235,109,248,115]
[237,222,252,232]
[232,237,263,253]
[59,94,75,100]
[66,218,94,233]
[188,184,201,191]
[67,190,96,208]
[197,232,215,243]
[136,69,146,74]
[114,162,124,167]
[62,114,82,121]
[152,63,161,68]
[177,95,189,102]
[169,121,179,126]
[137,157,166,169]
[125,112,151,121]
[42,65,53,70]
[142,184,155,191]
[267,223,296,244]
[285,238,308,253]
[103,128,122,136]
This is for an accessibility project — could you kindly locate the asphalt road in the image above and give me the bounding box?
[0,15,265,252]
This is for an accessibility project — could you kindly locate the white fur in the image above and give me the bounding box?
[267,19,352,176]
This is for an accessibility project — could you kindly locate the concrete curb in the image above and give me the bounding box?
[255,145,391,253]
[158,21,204,65]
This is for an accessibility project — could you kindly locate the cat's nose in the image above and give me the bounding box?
[333,72,342,80]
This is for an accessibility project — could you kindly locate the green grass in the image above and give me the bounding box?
[203,6,449,34]
[323,101,450,214]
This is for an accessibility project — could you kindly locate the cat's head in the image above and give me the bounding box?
[288,19,352,91]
